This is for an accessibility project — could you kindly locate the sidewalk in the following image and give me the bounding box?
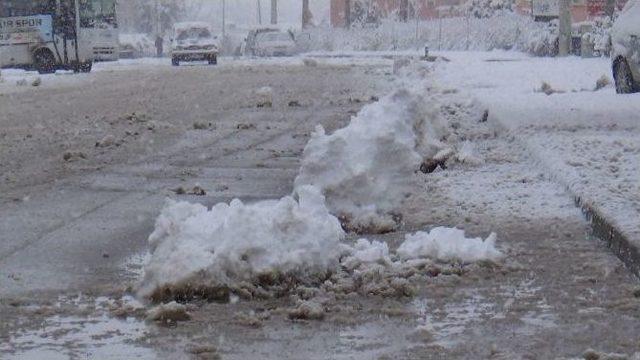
[434,51,640,276]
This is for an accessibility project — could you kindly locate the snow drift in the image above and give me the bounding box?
[138,185,345,302]
[294,86,447,233]
[397,227,502,263]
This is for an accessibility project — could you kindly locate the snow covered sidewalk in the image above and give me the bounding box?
[434,51,640,274]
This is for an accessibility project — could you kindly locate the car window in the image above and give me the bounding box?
[176,28,211,41]
[258,32,291,42]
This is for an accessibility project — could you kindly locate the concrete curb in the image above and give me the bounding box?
[485,108,640,280]
[580,199,640,278]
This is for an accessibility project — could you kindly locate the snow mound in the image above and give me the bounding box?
[340,238,392,271]
[138,185,345,302]
[397,227,502,263]
[294,87,447,233]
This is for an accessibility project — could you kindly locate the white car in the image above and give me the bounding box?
[171,22,219,66]
[251,30,297,57]
[611,0,640,93]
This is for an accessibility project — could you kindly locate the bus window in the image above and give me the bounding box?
[79,0,117,28]
[0,0,56,17]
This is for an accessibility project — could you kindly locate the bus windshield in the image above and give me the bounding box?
[79,0,117,28]
[0,0,57,17]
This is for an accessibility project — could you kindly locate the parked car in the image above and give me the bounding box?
[170,22,219,66]
[119,33,154,59]
[611,0,640,93]
[243,28,297,57]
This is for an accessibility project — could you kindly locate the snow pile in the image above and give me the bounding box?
[294,86,447,233]
[397,227,502,263]
[138,185,345,302]
[340,238,392,271]
[322,228,502,298]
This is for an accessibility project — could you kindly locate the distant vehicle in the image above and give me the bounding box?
[80,0,119,62]
[243,28,297,57]
[170,22,219,66]
[119,33,153,59]
[611,0,640,93]
[0,0,95,73]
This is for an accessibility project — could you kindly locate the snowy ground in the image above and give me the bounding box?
[1,54,640,359]
[432,51,640,271]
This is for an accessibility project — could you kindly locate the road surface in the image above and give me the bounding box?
[1,57,639,359]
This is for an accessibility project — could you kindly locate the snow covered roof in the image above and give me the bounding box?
[173,21,212,33]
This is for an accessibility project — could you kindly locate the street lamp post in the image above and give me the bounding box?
[271,0,278,25]
[222,0,226,37]
[558,0,571,56]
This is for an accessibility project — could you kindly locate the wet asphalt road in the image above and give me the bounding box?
[1,58,639,359]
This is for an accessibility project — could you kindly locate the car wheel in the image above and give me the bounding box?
[172,57,180,66]
[34,49,56,74]
[208,55,217,65]
[614,59,637,94]
[79,61,92,73]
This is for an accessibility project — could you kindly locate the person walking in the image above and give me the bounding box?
[155,35,164,57]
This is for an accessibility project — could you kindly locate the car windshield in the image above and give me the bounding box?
[176,27,211,41]
[257,31,292,42]
[4,1,640,359]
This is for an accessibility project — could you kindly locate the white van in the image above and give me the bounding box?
[611,0,640,93]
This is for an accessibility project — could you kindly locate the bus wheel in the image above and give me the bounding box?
[79,61,93,73]
[34,49,56,74]
[172,57,180,66]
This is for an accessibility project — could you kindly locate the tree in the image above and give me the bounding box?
[117,0,185,34]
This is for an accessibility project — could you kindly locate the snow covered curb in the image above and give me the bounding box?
[521,138,640,277]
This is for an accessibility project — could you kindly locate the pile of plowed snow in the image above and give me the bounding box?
[138,186,345,302]
[139,191,501,301]
[295,87,448,233]
[138,66,499,303]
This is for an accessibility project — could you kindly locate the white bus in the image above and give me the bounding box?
[0,0,112,73]
[79,0,118,62]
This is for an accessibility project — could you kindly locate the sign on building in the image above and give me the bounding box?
[531,0,559,20]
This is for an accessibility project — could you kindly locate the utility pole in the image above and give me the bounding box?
[302,0,310,29]
[345,0,351,28]
[271,0,277,25]
[399,0,409,22]
[155,0,160,37]
[257,0,263,25]
[558,0,571,56]
[222,0,226,37]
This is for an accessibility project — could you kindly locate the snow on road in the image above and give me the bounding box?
[434,51,640,253]
[139,186,345,302]
[295,85,447,232]
[138,69,505,303]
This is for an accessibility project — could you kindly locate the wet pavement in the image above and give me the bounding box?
[1,58,639,359]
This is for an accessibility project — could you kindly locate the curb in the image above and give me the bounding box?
[486,108,640,280]
[580,199,640,278]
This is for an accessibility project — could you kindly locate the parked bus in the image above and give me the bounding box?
[0,0,103,73]
[79,0,118,62]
